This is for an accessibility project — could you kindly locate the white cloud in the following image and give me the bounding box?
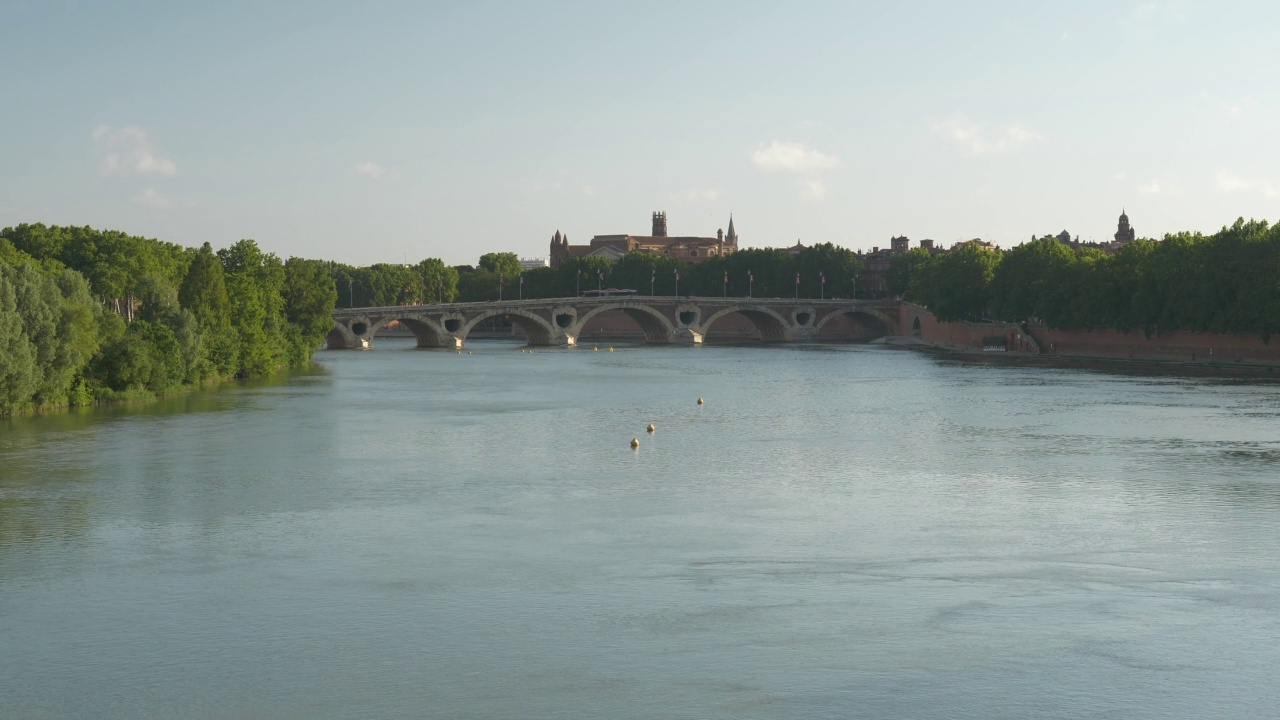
[133,187,175,209]
[93,125,177,177]
[1137,179,1161,195]
[935,116,1042,155]
[1122,0,1190,31]
[355,161,400,179]
[1217,170,1251,193]
[802,179,827,199]
[1218,170,1280,197]
[750,141,839,173]
[674,188,722,202]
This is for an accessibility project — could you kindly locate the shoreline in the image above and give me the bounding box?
[888,338,1280,379]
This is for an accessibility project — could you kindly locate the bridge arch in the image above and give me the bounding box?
[461,308,557,346]
[573,303,677,344]
[813,307,898,340]
[700,305,792,342]
[369,316,453,348]
[326,323,359,349]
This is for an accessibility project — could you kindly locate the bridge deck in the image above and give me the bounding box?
[333,295,892,318]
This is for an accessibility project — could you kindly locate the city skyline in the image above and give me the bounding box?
[3,0,1278,266]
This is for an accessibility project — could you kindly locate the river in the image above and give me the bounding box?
[2,339,1279,719]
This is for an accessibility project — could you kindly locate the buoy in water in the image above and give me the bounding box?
[630,438,640,449]
[594,346,598,351]
[697,397,705,405]
[609,347,614,352]
[646,423,655,433]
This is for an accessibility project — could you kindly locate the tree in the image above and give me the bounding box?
[0,267,38,413]
[923,242,1001,321]
[284,257,338,347]
[478,252,523,280]
[989,237,1077,325]
[888,247,933,298]
[794,243,862,298]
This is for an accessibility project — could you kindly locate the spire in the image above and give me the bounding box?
[726,214,737,242]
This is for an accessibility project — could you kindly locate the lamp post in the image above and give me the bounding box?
[748,271,754,298]
[498,273,503,302]
[650,269,655,296]
[673,268,680,297]
[820,271,825,300]
[519,274,524,300]
[348,278,354,308]
[438,277,443,304]
[597,269,603,292]
[723,271,727,297]
[795,272,799,299]
[575,270,581,297]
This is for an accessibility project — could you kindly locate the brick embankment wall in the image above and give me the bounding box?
[1029,325,1280,365]
[898,304,1280,367]
[899,303,1036,353]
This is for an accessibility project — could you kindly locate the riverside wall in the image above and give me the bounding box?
[899,303,1036,353]
[1027,325,1280,365]
[900,303,1280,367]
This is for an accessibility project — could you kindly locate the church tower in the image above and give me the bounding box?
[651,211,668,237]
[726,214,738,245]
[1114,209,1135,244]
[549,230,566,268]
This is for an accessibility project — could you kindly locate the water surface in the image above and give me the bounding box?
[3,340,1279,718]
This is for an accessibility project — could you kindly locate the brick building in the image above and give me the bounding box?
[549,211,738,268]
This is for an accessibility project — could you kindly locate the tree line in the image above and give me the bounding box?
[888,218,1280,341]
[434,244,865,303]
[1,224,336,415]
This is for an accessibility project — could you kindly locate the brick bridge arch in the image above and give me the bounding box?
[813,306,899,336]
[460,308,557,346]
[572,303,677,344]
[698,305,793,342]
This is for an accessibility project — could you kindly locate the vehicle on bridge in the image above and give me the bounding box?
[581,288,637,298]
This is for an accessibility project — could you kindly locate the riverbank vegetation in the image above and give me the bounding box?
[889,218,1280,341]
[1,224,336,415]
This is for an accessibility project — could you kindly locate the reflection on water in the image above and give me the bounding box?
[2,338,1279,719]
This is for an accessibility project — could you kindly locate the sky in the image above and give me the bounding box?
[2,0,1278,266]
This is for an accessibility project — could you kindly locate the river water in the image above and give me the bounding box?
[2,339,1279,719]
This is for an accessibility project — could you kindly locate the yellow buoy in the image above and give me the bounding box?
[609,347,614,352]
[594,346,598,351]
[697,397,705,405]
[630,438,640,449]
[646,423,655,433]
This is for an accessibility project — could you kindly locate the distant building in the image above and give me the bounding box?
[1054,210,1138,254]
[1114,209,1135,244]
[519,257,547,270]
[549,211,738,268]
[856,236,947,296]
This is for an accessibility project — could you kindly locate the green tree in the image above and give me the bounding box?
[284,257,338,347]
[922,242,1001,321]
[478,252,523,280]
[0,267,39,413]
[887,247,933,298]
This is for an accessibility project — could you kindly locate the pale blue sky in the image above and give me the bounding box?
[2,0,1276,265]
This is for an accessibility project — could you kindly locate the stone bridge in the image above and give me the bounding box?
[329,296,904,349]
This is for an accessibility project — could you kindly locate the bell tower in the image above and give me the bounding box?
[651,211,668,237]
[1114,209,1135,244]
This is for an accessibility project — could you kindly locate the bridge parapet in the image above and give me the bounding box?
[328,296,903,349]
